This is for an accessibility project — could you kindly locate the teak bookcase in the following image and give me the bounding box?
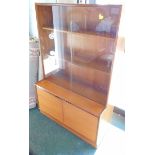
[35,3,122,148]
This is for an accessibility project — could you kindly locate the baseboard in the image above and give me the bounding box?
[113,106,125,117]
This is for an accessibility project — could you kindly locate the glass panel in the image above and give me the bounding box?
[42,5,122,105]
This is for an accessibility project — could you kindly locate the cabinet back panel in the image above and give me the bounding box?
[64,61,110,91]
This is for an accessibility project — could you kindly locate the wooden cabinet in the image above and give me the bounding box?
[35,3,122,148]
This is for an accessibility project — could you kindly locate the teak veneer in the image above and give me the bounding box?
[35,3,122,148]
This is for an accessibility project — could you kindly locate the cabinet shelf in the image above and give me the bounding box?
[46,69,108,105]
[42,26,116,39]
[64,51,112,73]
[47,54,111,74]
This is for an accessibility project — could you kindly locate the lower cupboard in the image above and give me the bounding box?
[36,82,106,148]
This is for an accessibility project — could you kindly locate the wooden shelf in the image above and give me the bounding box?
[46,69,108,105]
[46,49,112,73]
[64,51,112,73]
[42,27,116,39]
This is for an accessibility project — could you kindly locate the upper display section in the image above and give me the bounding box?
[35,3,122,105]
[37,4,122,37]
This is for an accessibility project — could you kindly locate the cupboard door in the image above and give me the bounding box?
[63,102,98,142]
[37,89,63,122]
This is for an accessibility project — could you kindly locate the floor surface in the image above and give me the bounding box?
[29,108,125,155]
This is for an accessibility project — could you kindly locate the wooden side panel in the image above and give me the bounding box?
[63,102,98,142]
[35,5,54,55]
[96,113,105,146]
[37,88,63,122]
[35,5,54,77]
[102,104,114,122]
[96,104,114,146]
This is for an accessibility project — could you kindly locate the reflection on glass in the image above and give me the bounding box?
[43,5,122,104]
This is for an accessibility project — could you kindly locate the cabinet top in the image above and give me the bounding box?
[35,3,122,8]
[36,79,106,117]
